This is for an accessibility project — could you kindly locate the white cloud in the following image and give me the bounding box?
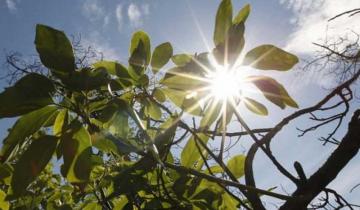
[82,0,108,26]
[5,0,18,12]
[115,4,123,32]
[280,0,360,54]
[127,3,150,28]
[128,3,142,27]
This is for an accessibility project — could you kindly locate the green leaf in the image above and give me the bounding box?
[243,45,299,71]
[171,54,192,66]
[154,115,179,148]
[11,135,58,196]
[227,154,245,178]
[0,190,9,210]
[161,88,202,115]
[0,73,55,118]
[144,99,162,120]
[213,0,233,46]
[153,88,166,103]
[62,67,110,91]
[1,106,58,162]
[151,42,173,73]
[160,65,207,91]
[181,133,209,168]
[60,120,92,183]
[92,132,140,156]
[200,100,222,130]
[53,109,68,136]
[244,97,268,116]
[0,164,12,183]
[92,61,133,79]
[233,4,250,24]
[205,165,224,174]
[35,24,75,73]
[129,31,151,78]
[248,76,298,109]
[213,22,245,66]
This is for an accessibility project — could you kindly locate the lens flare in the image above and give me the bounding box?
[207,67,244,101]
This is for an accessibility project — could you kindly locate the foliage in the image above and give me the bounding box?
[0,0,301,209]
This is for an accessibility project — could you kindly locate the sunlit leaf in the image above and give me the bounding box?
[243,45,298,71]
[213,0,233,46]
[0,73,55,118]
[244,97,268,116]
[151,42,173,73]
[205,165,224,174]
[93,60,133,79]
[200,100,222,129]
[213,22,245,66]
[0,190,9,210]
[181,133,209,168]
[129,31,151,78]
[92,132,140,156]
[11,135,58,196]
[171,54,192,66]
[35,24,75,74]
[160,67,206,91]
[161,88,202,115]
[144,99,162,120]
[227,154,245,178]
[53,109,68,136]
[233,4,250,24]
[1,106,58,162]
[153,88,166,103]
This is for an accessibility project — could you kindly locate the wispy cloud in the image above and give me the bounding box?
[280,0,360,54]
[115,4,123,32]
[5,0,18,12]
[82,0,109,27]
[127,3,150,28]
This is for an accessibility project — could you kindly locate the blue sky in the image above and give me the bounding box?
[1,0,360,208]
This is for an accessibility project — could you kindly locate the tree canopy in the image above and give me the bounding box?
[0,0,359,209]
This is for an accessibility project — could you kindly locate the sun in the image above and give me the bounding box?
[207,66,244,101]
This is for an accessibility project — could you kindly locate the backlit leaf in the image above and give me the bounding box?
[181,133,209,168]
[214,0,233,46]
[233,4,250,24]
[227,154,245,178]
[171,54,192,66]
[151,42,173,73]
[243,45,298,71]
[161,88,202,115]
[244,97,268,116]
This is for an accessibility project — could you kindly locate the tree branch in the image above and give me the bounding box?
[280,109,360,209]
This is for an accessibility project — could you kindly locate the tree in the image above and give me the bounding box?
[0,0,359,209]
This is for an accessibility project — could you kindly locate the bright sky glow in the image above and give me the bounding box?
[208,67,242,101]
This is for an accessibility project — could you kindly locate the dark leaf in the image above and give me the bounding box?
[35,24,75,74]
[1,106,58,162]
[11,135,58,196]
[0,73,55,118]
